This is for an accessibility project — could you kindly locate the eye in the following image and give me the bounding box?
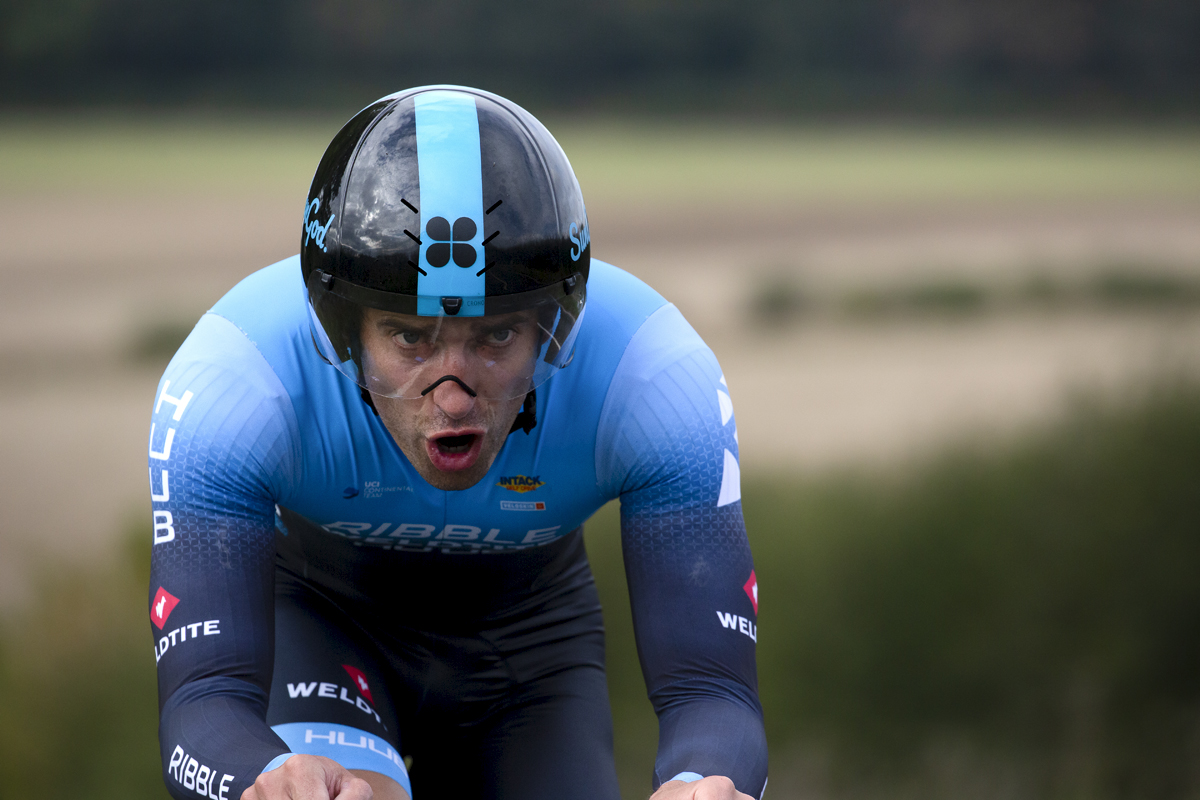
[487,329,514,344]
[395,331,421,345]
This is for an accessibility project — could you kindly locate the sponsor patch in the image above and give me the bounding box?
[496,475,544,493]
[285,678,383,725]
[321,519,564,552]
[151,586,181,630]
[716,610,758,642]
[155,619,221,663]
[744,570,758,615]
[500,500,546,511]
[167,744,234,799]
[342,664,375,705]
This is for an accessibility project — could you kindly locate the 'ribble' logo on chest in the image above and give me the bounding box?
[497,475,544,493]
[425,216,477,268]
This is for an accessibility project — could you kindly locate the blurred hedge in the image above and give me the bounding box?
[0,530,168,800]
[586,381,1200,799]
[3,380,1200,798]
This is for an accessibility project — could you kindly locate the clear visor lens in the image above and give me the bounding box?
[307,277,585,401]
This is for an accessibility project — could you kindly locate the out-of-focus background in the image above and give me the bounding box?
[2,2,1200,798]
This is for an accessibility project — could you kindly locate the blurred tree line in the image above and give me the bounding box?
[1,0,1197,114]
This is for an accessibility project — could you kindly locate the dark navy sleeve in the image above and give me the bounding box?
[596,305,767,797]
[148,313,301,799]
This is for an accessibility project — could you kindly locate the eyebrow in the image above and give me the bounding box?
[371,314,437,330]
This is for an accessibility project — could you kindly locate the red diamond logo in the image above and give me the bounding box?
[342,664,375,705]
[743,571,758,616]
[150,586,180,630]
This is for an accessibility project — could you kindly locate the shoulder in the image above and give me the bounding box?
[208,255,309,356]
[539,260,674,429]
[152,260,308,493]
[566,260,689,390]
[159,312,292,416]
[586,259,721,407]
[582,260,672,337]
[581,260,715,376]
[163,255,308,411]
[583,265,735,499]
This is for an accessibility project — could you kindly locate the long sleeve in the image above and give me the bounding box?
[148,313,301,799]
[596,304,767,797]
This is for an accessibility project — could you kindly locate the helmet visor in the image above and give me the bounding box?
[306,271,585,401]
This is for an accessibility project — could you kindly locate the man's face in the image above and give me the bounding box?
[359,307,539,491]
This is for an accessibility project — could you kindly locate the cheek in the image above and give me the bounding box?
[373,397,423,445]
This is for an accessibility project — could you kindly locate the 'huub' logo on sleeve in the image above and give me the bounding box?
[304,198,336,252]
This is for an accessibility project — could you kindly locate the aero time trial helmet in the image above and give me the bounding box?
[301,86,590,406]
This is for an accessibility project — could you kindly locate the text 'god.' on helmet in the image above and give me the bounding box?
[301,86,590,401]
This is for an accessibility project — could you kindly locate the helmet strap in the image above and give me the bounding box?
[360,386,380,417]
[509,390,537,436]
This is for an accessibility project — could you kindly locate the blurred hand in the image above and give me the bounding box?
[241,754,373,800]
[650,776,753,800]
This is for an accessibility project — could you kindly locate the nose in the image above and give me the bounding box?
[431,375,476,419]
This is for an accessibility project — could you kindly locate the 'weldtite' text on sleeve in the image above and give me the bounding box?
[596,304,768,797]
[148,313,300,799]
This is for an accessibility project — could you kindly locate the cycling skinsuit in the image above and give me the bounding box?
[148,257,767,799]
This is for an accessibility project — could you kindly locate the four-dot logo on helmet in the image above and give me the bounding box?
[425,216,477,268]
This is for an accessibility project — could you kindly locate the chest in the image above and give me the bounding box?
[280,409,609,554]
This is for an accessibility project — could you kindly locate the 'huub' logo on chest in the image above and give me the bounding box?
[496,475,544,493]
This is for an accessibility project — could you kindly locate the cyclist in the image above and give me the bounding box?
[149,86,766,800]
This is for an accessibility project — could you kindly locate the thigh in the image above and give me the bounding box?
[404,661,621,800]
[481,663,622,800]
[267,570,411,795]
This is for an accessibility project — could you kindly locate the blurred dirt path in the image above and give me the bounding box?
[3,191,1200,606]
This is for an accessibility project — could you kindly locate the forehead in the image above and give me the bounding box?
[362,307,537,332]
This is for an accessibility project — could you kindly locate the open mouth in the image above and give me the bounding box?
[436,433,477,454]
[425,430,485,472]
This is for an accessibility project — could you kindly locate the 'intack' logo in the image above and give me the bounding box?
[497,475,544,494]
[425,216,477,268]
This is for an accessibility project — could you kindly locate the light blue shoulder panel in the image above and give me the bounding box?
[153,310,302,509]
[595,303,739,509]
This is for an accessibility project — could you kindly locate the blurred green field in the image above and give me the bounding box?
[4,117,1200,207]
[5,381,1199,799]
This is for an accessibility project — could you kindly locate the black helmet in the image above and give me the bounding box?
[302,86,590,403]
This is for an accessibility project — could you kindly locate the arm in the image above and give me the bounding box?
[598,305,767,797]
[622,495,765,797]
[621,451,767,798]
[148,314,299,799]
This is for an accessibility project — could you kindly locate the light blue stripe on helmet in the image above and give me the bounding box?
[414,90,486,316]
